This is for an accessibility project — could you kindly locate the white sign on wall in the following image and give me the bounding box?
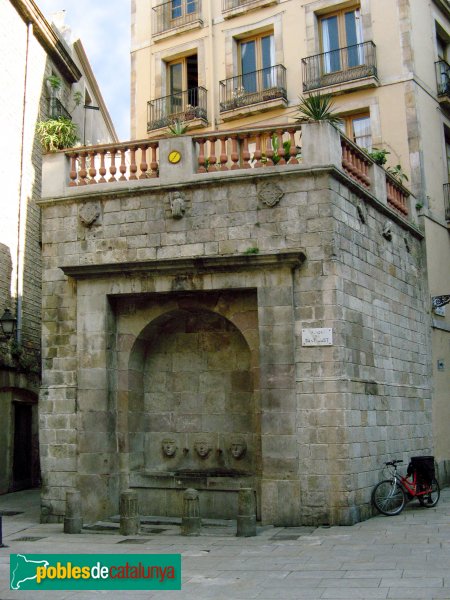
[302,328,333,347]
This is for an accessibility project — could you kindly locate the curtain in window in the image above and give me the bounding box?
[352,116,371,150]
[241,40,257,92]
[346,10,364,67]
[321,16,341,73]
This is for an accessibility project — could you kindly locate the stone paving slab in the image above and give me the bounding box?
[0,488,450,599]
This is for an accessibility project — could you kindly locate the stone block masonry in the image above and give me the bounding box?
[38,123,432,526]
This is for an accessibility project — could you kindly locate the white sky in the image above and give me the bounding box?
[37,0,130,141]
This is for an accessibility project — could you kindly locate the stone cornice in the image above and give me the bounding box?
[13,0,82,83]
[61,251,307,280]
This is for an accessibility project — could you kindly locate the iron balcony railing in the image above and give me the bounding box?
[219,64,286,113]
[147,86,207,131]
[444,183,450,221]
[436,60,450,97]
[152,0,202,35]
[49,98,72,120]
[302,41,377,92]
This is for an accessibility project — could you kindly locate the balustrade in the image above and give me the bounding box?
[67,141,159,186]
[192,125,302,172]
[341,139,371,189]
[386,175,409,216]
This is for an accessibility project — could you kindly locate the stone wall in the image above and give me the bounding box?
[39,124,432,525]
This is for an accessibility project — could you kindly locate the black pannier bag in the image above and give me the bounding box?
[408,456,435,485]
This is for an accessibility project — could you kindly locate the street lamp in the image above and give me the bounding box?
[0,308,16,340]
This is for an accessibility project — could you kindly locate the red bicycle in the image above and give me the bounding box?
[372,458,440,516]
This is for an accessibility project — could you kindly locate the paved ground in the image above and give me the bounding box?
[1,487,450,599]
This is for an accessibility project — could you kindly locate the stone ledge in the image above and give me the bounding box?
[61,250,307,280]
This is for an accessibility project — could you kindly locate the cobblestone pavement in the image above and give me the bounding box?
[1,487,449,599]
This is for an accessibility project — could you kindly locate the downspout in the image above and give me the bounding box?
[206,0,216,128]
[16,21,33,345]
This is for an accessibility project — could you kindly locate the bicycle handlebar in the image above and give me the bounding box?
[385,460,403,466]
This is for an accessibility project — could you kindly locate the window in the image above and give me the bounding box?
[239,33,275,92]
[167,55,199,112]
[171,0,197,20]
[320,7,363,73]
[339,113,371,150]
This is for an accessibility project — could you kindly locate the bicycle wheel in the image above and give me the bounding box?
[372,479,406,516]
[418,478,440,508]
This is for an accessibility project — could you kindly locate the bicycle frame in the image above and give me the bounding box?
[387,465,433,498]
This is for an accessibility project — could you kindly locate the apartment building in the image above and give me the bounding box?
[0,0,117,495]
[131,0,450,482]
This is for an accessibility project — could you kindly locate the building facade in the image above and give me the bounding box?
[0,0,117,495]
[131,0,450,482]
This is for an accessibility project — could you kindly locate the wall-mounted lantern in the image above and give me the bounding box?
[0,308,16,340]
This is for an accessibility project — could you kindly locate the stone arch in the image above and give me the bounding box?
[127,306,259,479]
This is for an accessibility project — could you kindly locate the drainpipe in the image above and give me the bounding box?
[16,22,33,345]
[206,0,216,128]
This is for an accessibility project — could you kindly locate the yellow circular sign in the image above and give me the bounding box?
[168,150,181,164]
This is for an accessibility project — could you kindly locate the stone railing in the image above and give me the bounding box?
[192,125,302,172]
[386,173,409,216]
[341,137,371,189]
[43,122,412,221]
[66,141,159,186]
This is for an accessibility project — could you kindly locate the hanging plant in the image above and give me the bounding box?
[36,116,79,152]
[47,75,62,91]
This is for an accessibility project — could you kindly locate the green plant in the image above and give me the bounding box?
[73,91,83,107]
[168,118,188,136]
[36,116,79,152]
[415,202,423,211]
[368,148,390,165]
[296,92,343,125]
[47,75,62,91]
[244,246,259,255]
[387,164,409,183]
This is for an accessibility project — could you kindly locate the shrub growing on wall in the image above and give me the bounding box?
[36,116,79,152]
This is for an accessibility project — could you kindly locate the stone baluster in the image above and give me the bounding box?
[88,150,97,184]
[276,130,286,165]
[119,148,128,181]
[241,134,251,169]
[129,145,138,180]
[253,133,263,168]
[288,129,299,164]
[219,136,229,170]
[98,150,107,183]
[139,145,148,179]
[230,135,240,170]
[69,153,78,186]
[208,137,218,171]
[149,143,158,178]
[196,138,207,173]
[78,153,88,185]
[264,133,274,166]
[109,148,117,182]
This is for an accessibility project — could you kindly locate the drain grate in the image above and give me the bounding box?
[0,510,24,516]
[117,538,151,544]
[13,536,46,542]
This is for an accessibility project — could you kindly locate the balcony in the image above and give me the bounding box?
[152,0,202,38]
[302,41,378,94]
[219,65,287,121]
[435,60,450,110]
[49,98,71,120]
[222,0,278,19]
[444,183,450,223]
[147,86,207,132]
